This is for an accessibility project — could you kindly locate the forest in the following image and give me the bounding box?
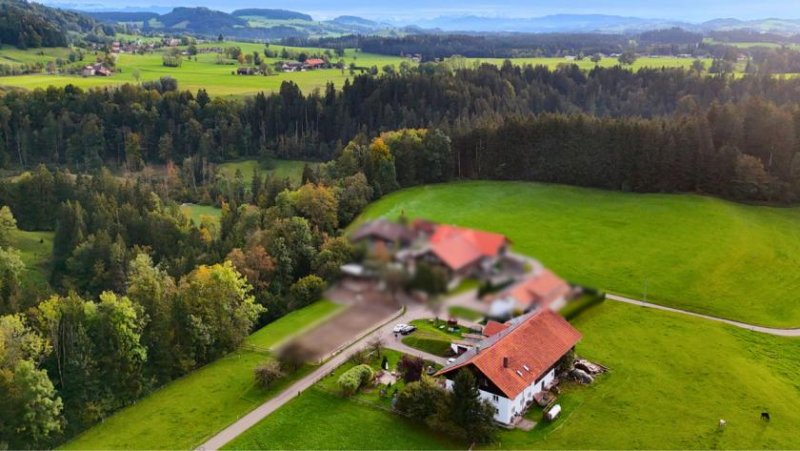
[0,0,110,48]
[2,59,800,448]
[1,63,800,202]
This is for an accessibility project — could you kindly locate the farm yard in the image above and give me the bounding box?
[220,301,800,450]
[355,181,800,328]
[61,300,343,450]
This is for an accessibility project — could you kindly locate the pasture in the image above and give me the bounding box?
[10,228,54,297]
[217,159,315,184]
[222,301,800,449]
[0,43,407,97]
[462,56,714,72]
[61,300,342,450]
[355,181,800,327]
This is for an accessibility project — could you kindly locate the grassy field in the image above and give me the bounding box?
[462,56,715,72]
[223,301,800,450]
[181,203,221,225]
[355,181,800,328]
[61,300,342,450]
[493,302,800,449]
[10,229,54,297]
[217,159,316,184]
[0,44,407,97]
[401,319,468,357]
[224,349,456,450]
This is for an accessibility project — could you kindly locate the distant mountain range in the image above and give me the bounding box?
[83,6,397,40]
[26,0,800,41]
[395,14,800,35]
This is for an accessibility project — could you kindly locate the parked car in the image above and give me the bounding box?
[393,323,408,333]
[400,324,417,335]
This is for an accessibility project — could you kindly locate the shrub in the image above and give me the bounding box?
[254,360,284,388]
[395,376,445,420]
[397,355,425,383]
[288,275,325,310]
[278,342,314,372]
[337,364,374,396]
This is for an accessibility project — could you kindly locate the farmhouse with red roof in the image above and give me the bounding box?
[423,224,509,278]
[435,310,582,425]
[486,270,573,318]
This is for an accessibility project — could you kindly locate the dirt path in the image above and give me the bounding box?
[606,294,800,337]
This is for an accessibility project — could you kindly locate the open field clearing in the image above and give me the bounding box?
[464,56,715,71]
[61,300,342,450]
[217,159,315,184]
[355,181,800,327]
[223,301,800,449]
[0,44,407,97]
[10,228,53,297]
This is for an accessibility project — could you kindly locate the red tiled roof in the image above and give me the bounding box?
[305,58,325,66]
[483,320,510,337]
[430,234,484,271]
[428,225,508,271]
[497,270,571,308]
[435,310,582,399]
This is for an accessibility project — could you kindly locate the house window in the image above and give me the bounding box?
[492,395,499,402]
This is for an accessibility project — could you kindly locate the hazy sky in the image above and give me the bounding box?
[42,0,800,22]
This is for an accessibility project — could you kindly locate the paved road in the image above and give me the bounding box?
[606,294,800,337]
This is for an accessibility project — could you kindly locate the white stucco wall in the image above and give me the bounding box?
[444,368,557,425]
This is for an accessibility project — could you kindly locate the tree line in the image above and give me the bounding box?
[0,126,456,447]
[3,64,800,201]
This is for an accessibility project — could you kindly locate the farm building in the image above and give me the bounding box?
[82,63,112,77]
[485,270,573,318]
[435,309,581,425]
[303,58,327,69]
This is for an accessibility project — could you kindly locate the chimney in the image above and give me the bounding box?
[502,356,509,368]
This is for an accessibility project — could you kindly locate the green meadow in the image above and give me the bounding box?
[217,159,316,184]
[222,301,800,450]
[0,44,407,97]
[464,56,715,72]
[61,300,343,450]
[356,181,800,327]
[10,228,54,298]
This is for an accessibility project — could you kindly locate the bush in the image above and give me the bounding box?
[288,275,325,310]
[395,376,445,420]
[337,364,374,396]
[278,342,314,372]
[254,360,284,388]
[397,355,425,383]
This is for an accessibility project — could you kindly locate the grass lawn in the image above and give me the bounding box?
[61,300,340,450]
[448,305,484,321]
[224,349,456,450]
[10,228,53,297]
[224,302,800,450]
[354,181,800,328]
[217,159,316,185]
[492,302,800,449]
[401,319,469,357]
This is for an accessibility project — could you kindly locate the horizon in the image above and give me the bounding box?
[38,0,800,23]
